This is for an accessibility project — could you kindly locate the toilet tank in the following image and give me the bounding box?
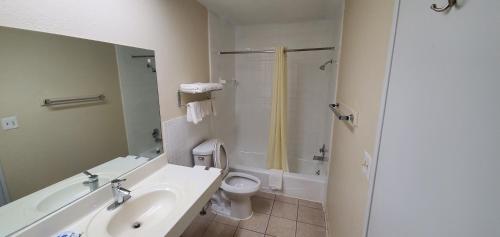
[192,139,217,167]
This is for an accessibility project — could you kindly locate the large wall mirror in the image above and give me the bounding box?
[0,26,162,235]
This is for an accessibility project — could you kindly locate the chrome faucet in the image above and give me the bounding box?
[313,144,328,161]
[83,170,99,191]
[107,178,131,210]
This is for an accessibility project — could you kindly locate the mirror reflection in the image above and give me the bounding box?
[0,26,162,235]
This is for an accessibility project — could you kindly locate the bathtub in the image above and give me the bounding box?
[230,164,327,204]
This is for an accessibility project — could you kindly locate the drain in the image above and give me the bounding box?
[132,222,142,229]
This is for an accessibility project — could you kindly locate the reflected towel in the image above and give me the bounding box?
[268,169,283,191]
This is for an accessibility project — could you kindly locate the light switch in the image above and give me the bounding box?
[1,116,19,130]
[362,151,371,180]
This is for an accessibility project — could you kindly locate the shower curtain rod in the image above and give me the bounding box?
[219,46,335,55]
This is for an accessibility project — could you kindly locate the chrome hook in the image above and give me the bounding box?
[431,0,457,12]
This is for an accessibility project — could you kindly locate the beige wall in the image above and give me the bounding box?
[0,27,129,200]
[326,0,395,236]
[0,0,210,121]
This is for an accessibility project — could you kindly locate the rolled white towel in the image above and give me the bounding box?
[179,83,223,93]
[268,169,283,191]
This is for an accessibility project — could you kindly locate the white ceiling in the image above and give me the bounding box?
[198,0,342,25]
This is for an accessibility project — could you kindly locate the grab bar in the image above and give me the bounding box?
[41,94,105,106]
[329,104,353,122]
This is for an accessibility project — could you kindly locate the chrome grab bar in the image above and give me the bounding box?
[329,103,353,122]
[41,94,105,106]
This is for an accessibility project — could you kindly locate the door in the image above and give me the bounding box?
[368,0,500,236]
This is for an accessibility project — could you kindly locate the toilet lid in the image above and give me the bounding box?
[214,141,228,173]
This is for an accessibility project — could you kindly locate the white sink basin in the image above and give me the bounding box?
[86,184,178,237]
[36,176,111,213]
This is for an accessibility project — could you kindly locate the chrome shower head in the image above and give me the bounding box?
[319,59,334,70]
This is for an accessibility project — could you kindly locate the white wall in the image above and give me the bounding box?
[368,1,500,236]
[115,46,162,157]
[163,116,212,167]
[232,20,339,175]
[208,12,237,160]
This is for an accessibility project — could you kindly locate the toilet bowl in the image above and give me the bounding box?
[221,172,261,219]
[192,139,261,219]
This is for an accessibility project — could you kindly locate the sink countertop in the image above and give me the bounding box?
[13,163,222,237]
[0,156,149,237]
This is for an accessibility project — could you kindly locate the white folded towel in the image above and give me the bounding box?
[186,99,215,124]
[179,83,223,94]
[268,169,283,191]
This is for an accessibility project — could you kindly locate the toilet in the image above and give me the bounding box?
[193,139,261,220]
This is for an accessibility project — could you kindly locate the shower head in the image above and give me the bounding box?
[319,59,334,70]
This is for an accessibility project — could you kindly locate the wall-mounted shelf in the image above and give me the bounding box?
[177,83,223,107]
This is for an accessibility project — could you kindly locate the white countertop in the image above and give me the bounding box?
[12,161,222,237]
[0,156,149,237]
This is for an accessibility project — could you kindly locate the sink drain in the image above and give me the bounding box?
[132,222,142,229]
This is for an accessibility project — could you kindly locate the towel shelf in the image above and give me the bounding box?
[329,103,354,122]
[177,89,221,107]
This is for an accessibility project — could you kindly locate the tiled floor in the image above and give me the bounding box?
[181,192,326,237]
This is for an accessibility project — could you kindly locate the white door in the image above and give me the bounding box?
[368,0,500,236]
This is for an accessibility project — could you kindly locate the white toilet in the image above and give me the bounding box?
[193,139,261,220]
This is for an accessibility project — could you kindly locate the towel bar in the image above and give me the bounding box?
[41,94,105,106]
[329,104,354,122]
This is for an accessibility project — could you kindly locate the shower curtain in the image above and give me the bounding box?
[267,47,289,171]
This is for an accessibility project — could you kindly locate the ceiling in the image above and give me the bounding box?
[198,0,342,25]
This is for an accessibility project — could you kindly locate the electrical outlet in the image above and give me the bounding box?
[1,116,19,130]
[362,151,371,180]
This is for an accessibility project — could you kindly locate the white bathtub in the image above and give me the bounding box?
[230,165,327,204]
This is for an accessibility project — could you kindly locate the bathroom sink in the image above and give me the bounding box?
[36,176,111,213]
[86,184,178,237]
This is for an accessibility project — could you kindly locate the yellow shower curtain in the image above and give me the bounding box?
[267,46,289,171]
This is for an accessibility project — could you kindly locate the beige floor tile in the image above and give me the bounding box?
[181,219,211,237]
[239,213,270,233]
[214,214,240,226]
[234,228,266,237]
[256,191,276,200]
[276,195,298,205]
[271,201,298,220]
[203,222,237,237]
[297,206,325,227]
[298,199,323,210]
[266,216,297,237]
[296,222,326,237]
[252,197,274,214]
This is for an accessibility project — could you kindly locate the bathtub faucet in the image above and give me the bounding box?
[313,144,328,161]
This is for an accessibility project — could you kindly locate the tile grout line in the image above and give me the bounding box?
[263,199,275,235]
[295,199,299,237]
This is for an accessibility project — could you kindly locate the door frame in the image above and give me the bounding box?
[362,0,401,236]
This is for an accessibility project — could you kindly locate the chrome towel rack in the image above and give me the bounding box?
[329,103,354,122]
[41,94,105,106]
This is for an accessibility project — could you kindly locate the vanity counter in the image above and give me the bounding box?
[12,162,222,237]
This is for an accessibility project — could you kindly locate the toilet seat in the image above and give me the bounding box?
[221,172,261,194]
[213,141,229,175]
